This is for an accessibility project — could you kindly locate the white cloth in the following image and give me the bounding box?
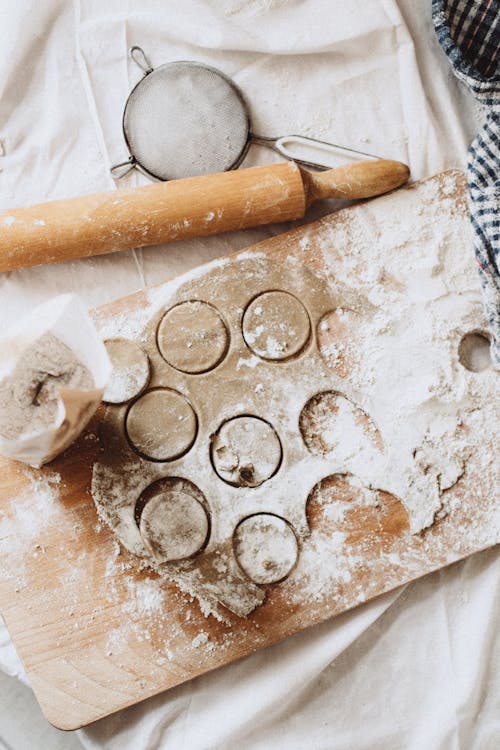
[0,1,497,748]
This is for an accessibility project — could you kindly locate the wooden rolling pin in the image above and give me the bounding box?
[0,160,409,272]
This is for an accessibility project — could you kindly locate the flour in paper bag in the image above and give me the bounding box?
[0,294,111,467]
[0,333,93,440]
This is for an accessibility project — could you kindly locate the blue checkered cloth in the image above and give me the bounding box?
[433,0,500,367]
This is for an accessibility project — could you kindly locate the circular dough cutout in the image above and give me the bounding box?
[242,291,311,361]
[126,388,197,461]
[233,513,299,585]
[157,300,229,374]
[211,416,282,487]
[139,480,209,561]
[103,338,150,404]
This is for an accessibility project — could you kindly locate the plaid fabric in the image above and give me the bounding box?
[433,0,500,367]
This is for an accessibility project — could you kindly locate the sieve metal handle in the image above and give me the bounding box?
[130,46,154,75]
[110,157,137,179]
[110,48,155,179]
[251,134,381,171]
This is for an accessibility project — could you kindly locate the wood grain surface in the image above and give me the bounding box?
[0,171,497,730]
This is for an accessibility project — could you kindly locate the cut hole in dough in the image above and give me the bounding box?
[306,473,410,543]
[126,388,197,461]
[103,338,150,404]
[317,308,363,378]
[458,331,492,372]
[233,513,299,585]
[211,415,282,487]
[242,290,311,361]
[299,390,383,458]
[139,479,209,562]
[157,300,229,374]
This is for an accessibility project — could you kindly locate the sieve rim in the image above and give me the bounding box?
[121,60,252,181]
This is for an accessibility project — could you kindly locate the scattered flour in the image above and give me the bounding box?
[0,471,61,588]
[191,631,209,648]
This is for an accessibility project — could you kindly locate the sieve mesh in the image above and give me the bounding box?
[123,62,250,181]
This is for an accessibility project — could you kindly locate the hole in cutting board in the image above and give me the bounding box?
[458,331,492,372]
[210,415,282,487]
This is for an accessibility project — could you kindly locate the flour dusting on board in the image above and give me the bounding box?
[89,172,499,626]
[0,472,61,588]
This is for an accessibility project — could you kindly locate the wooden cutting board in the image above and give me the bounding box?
[0,171,498,730]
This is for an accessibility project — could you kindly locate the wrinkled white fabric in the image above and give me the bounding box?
[79,550,500,750]
[0,1,497,748]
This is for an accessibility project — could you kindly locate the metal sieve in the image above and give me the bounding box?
[111,46,379,181]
